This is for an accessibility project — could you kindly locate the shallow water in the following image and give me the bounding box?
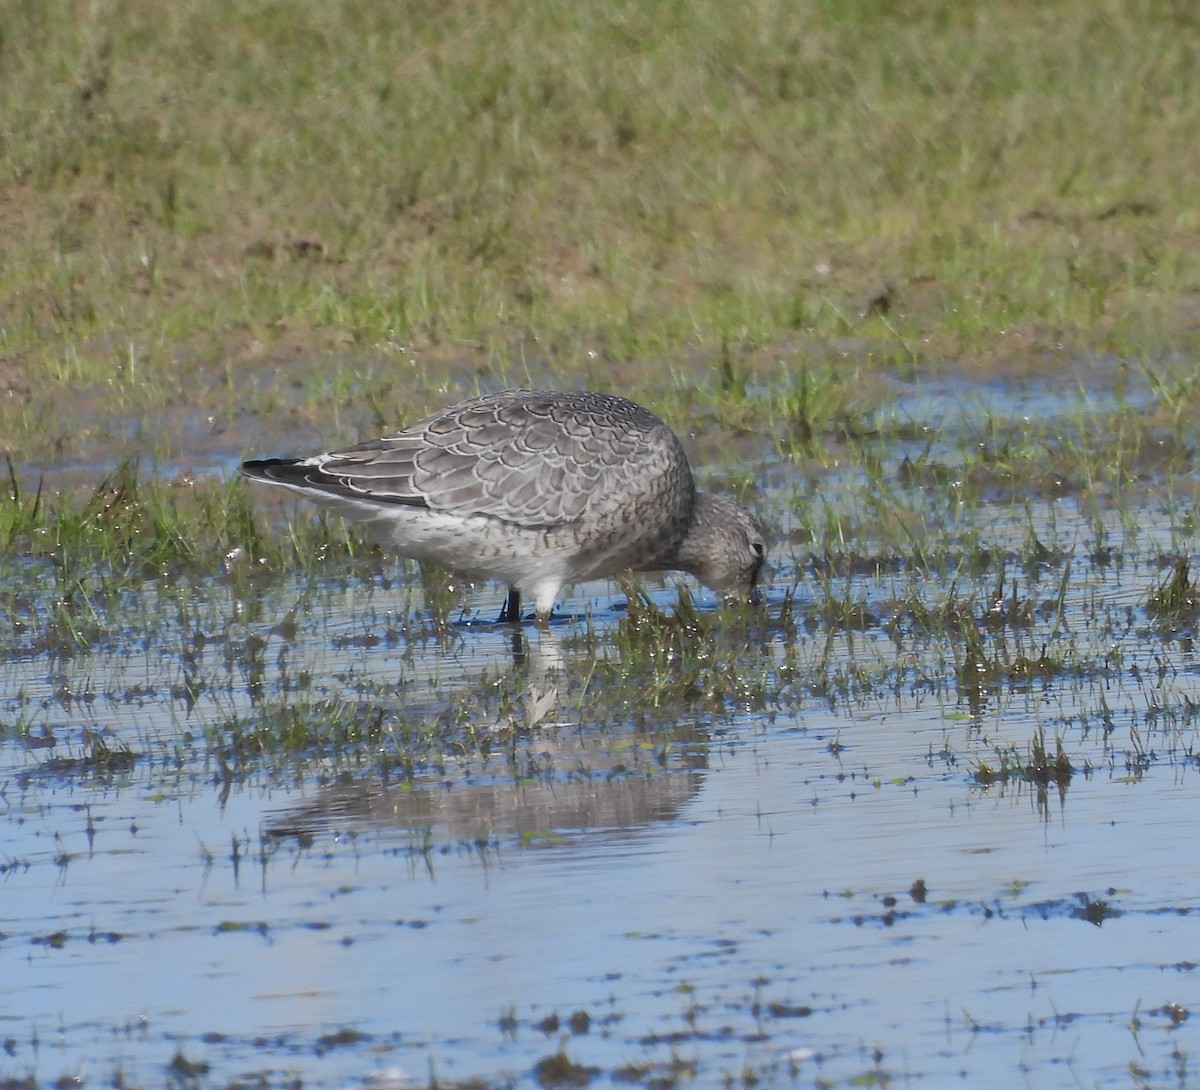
[5,664,1198,1090]
[4,367,1200,1089]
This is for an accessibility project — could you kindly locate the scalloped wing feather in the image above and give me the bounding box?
[296,391,687,530]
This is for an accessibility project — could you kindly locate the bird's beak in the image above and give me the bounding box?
[726,586,763,608]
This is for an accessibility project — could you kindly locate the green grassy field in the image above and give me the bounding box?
[3,0,1199,458]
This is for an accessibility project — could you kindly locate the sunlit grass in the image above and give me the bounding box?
[3,0,1200,466]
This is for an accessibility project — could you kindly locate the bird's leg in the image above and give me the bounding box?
[499,588,522,624]
[507,626,528,666]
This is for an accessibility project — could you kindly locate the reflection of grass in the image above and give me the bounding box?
[972,727,1074,791]
[4,1,1200,459]
[1148,558,1200,629]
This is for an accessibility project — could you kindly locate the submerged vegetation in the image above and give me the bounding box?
[4,366,1200,808]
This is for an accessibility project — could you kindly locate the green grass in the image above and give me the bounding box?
[4,0,1200,464]
[0,459,378,661]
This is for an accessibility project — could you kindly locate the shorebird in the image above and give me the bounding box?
[240,389,765,623]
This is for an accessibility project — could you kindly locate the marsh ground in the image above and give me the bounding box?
[4,2,1200,1088]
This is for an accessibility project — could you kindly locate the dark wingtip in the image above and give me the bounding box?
[239,456,430,509]
[239,457,304,483]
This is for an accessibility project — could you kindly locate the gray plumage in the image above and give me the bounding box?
[240,389,765,622]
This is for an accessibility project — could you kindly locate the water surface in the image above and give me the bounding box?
[3,367,1199,1089]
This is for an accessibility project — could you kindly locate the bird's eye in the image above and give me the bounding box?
[751,541,764,558]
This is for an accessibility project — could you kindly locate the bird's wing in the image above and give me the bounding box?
[250,392,688,531]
